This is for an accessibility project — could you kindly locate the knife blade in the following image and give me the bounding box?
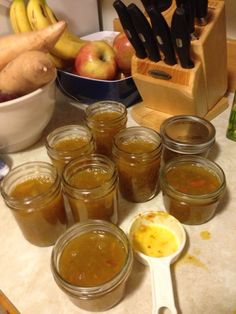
[146,5,177,65]
[141,0,172,13]
[195,0,208,26]
[113,0,147,59]
[127,3,161,62]
[171,7,194,69]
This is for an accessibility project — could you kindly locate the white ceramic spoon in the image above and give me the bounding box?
[129,211,186,314]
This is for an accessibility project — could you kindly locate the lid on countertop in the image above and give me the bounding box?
[160,115,216,154]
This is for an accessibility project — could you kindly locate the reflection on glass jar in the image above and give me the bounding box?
[160,156,226,225]
[113,126,162,203]
[85,101,127,158]
[51,220,133,312]
[160,115,216,164]
[46,125,94,174]
[1,162,68,246]
[62,154,118,224]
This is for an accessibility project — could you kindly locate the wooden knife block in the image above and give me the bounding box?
[129,1,229,130]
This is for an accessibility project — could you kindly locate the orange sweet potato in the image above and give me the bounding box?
[0,50,56,96]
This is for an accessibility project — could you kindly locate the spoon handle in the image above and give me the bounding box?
[149,260,177,314]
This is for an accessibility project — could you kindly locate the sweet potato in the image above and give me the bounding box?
[0,50,56,96]
[0,21,66,71]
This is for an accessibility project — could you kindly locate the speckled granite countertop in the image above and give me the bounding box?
[0,89,235,314]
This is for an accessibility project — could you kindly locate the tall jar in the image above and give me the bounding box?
[62,154,118,224]
[1,161,68,246]
[51,220,133,312]
[112,126,162,203]
[160,115,216,164]
[160,156,226,225]
[46,124,94,174]
[85,101,127,158]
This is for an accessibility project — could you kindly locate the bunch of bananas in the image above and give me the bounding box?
[9,0,87,68]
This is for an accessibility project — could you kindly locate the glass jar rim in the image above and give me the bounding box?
[113,126,162,159]
[85,101,127,127]
[62,154,118,195]
[1,161,60,209]
[160,115,216,153]
[51,220,133,298]
[160,155,226,199]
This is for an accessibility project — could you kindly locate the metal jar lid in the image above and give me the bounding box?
[160,115,216,154]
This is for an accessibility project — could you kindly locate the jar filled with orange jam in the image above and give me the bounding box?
[51,220,133,312]
[113,126,162,202]
[62,154,118,224]
[160,156,226,225]
[46,125,94,174]
[1,162,68,246]
[85,101,127,158]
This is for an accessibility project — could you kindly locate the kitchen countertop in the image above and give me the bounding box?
[0,89,236,314]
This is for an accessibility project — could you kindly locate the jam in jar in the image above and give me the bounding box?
[86,101,127,158]
[113,126,162,202]
[46,124,94,174]
[1,161,68,246]
[51,220,133,312]
[62,154,118,224]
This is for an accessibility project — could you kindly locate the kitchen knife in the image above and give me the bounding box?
[146,5,176,65]
[127,3,161,62]
[113,0,147,59]
[141,0,172,13]
[171,7,194,69]
[195,0,208,26]
[175,0,197,40]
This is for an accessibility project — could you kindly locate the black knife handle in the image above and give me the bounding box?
[127,3,161,62]
[171,7,194,69]
[113,0,147,59]
[195,0,208,25]
[146,6,176,65]
[141,0,172,12]
[175,0,196,36]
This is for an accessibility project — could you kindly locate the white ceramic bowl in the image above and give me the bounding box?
[0,78,56,153]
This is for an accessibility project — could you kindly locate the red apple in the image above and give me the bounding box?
[113,32,135,75]
[74,40,117,80]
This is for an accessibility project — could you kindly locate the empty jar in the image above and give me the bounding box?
[160,115,216,164]
[86,100,127,158]
[113,126,162,203]
[62,154,118,224]
[160,156,226,225]
[1,161,68,246]
[46,124,94,174]
[51,220,133,312]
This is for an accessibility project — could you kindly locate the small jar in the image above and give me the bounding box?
[160,156,226,225]
[113,126,162,203]
[46,125,94,174]
[160,115,216,164]
[51,220,133,312]
[85,100,127,158]
[1,161,68,246]
[62,154,118,224]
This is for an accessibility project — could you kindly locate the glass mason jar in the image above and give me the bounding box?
[85,100,127,158]
[62,154,118,224]
[46,124,94,175]
[51,220,133,312]
[160,156,226,225]
[160,115,216,164]
[1,161,68,246]
[113,126,162,203]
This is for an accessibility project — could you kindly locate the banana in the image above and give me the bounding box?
[27,0,87,60]
[10,0,32,33]
[44,2,83,44]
